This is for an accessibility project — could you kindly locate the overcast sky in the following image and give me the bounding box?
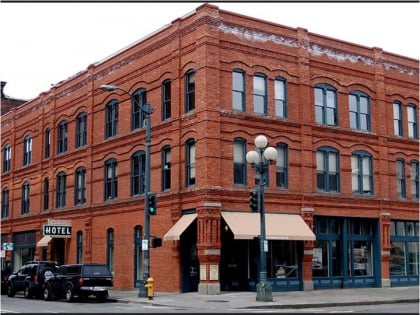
[1,2,418,101]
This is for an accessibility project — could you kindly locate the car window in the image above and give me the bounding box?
[82,265,112,277]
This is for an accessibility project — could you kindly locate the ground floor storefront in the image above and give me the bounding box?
[1,212,418,293]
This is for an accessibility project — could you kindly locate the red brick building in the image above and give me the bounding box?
[1,4,418,294]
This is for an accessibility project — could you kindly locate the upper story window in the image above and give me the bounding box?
[43,178,49,211]
[253,73,267,114]
[44,128,50,159]
[105,100,118,139]
[410,160,419,200]
[351,151,373,195]
[232,69,245,111]
[23,136,32,166]
[3,144,11,173]
[349,91,370,131]
[276,143,288,189]
[315,84,337,126]
[56,172,66,208]
[75,167,86,205]
[1,188,9,218]
[21,181,30,214]
[57,120,68,154]
[407,104,418,139]
[76,112,87,148]
[396,159,406,199]
[317,146,340,192]
[105,158,118,200]
[233,138,247,185]
[131,151,145,196]
[186,139,196,187]
[275,77,287,118]
[162,146,171,191]
[162,80,171,120]
[132,89,146,130]
[393,101,403,136]
[185,70,195,112]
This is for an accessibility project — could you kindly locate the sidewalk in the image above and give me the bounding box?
[108,286,419,310]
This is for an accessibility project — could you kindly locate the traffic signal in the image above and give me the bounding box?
[151,236,162,248]
[147,193,157,215]
[249,189,258,212]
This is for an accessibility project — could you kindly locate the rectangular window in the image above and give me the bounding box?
[317,148,339,192]
[233,139,246,185]
[253,75,266,114]
[393,102,403,136]
[75,168,86,205]
[315,85,337,126]
[132,90,146,130]
[232,71,245,111]
[349,92,370,131]
[274,78,286,118]
[105,160,118,199]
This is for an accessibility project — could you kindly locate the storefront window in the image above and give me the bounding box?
[390,242,406,275]
[407,242,419,276]
[313,240,342,277]
[349,241,372,276]
[268,241,298,278]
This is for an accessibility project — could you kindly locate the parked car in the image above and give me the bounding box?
[42,263,113,302]
[6,261,59,298]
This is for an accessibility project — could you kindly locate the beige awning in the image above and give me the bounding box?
[163,213,197,241]
[221,212,315,241]
[37,235,53,247]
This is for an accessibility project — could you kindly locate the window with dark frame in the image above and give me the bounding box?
[253,73,267,114]
[185,70,195,112]
[132,89,146,130]
[131,151,145,196]
[2,188,9,218]
[56,172,66,208]
[162,80,171,120]
[105,100,118,138]
[3,144,11,173]
[410,160,419,199]
[43,178,49,211]
[75,167,86,205]
[315,84,338,126]
[351,151,373,195]
[276,143,288,189]
[349,91,370,131]
[275,77,287,118]
[76,112,87,148]
[233,138,247,185]
[393,101,403,136]
[162,146,171,191]
[317,146,340,192]
[407,104,418,139]
[21,182,30,214]
[44,128,50,159]
[186,139,196,187]
[57,121,68,154]
[232,69,245,111]
[105,158,118,200]
[23,136,32,166]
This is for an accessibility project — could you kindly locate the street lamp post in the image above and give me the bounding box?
[100,84,153,298]
[246,135,277,302]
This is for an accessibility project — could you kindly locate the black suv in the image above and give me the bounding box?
[6,261,58,298]
[43,263,113,302]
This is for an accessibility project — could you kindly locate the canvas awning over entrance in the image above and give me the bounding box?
[221,211,315,241]
[37,235,53,247]
[163,213,197,241]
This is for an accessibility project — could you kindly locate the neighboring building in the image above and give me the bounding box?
[1,81,27,115]
[1,4,418,294]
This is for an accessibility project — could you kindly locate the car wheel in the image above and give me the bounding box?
[43,285,53,301]
[65,284,74,303]
[23,283,33,299]
[6,283,15,297]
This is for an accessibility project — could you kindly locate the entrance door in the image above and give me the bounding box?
[180,220,199,292]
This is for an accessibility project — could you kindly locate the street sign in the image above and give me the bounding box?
[3,243,13,250]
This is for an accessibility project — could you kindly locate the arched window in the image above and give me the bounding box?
[43,178,49,211]
[351,151,373,195]
[2,188,9,218]
[131,151,146,196]
[396,159,406,199]
[317,146,340,192]
[253,73,267,114]
[76,112,87,148]
[162,80,171,120]
[57,121,68,154]
[107,228,114,274]
[232,69,245,111]
[274,77,287,118]
[75,167,86,205]
[132,89,147,130]
[21,182,30,214]
[105,158,118,200]
[105,100,118,138]
[185,70,195,112]
[349,91,370,131]
[276,143,288,189]
[186,139,196,187]
[23,136,32,166]
[315,84,337,126]
[162,146,171,191]
[56,172,66,208]
[3,144,11,173]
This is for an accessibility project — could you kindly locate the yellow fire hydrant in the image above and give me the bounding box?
[144,277,154,300]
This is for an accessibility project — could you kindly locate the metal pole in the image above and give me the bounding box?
[255,149,273,302]
[139,103,151,297]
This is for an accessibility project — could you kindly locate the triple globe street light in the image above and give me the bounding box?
[100,84,153,298]
[246,135,277,302]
